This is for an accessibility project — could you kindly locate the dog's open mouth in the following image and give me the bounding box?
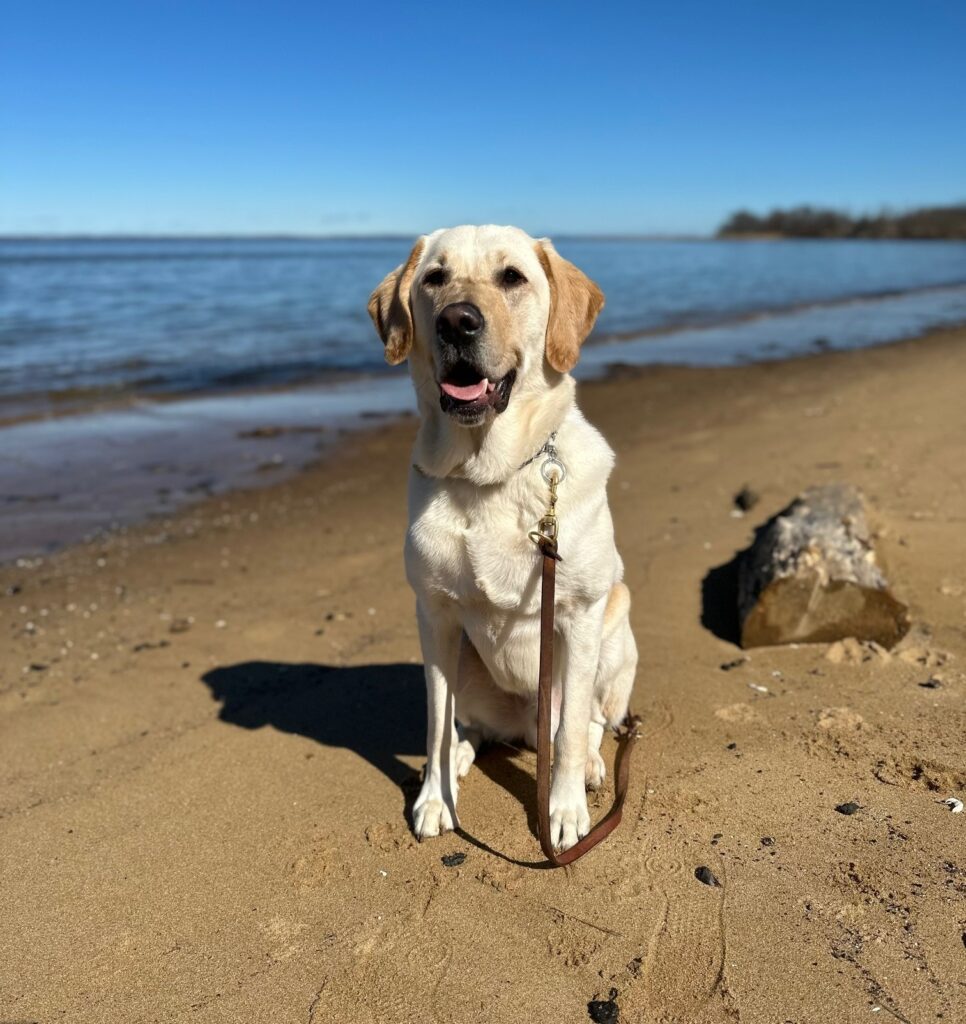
[438,362,516,420]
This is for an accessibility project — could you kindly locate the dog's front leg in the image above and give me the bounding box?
[412,600,462,839]
[550,594,607,851]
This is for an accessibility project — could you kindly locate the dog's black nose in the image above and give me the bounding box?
[437,303,484,346]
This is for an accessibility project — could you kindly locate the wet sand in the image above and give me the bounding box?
[2,327,965,1023]
[0,376,415,561]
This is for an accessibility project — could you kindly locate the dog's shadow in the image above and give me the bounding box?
[201,661,425,790]
[201,660,541,858]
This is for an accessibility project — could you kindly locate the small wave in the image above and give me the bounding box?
[589,279,966,347]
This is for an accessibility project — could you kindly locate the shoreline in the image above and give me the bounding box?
[2,324,964,1021]
[5,303,966,563]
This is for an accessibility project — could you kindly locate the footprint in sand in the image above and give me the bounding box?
[713,701,760,723]
[590,785,734,1023]
[634,843,734,1023]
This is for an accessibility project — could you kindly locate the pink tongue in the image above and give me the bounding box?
[440,378,489,401]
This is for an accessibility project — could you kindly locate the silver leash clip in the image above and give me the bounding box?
[539,432,566,485]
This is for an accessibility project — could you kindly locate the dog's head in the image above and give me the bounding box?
[368,225,604,427]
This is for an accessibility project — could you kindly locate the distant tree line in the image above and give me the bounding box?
[717,204,966,239]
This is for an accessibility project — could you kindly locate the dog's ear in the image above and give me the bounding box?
[534,239,605,373]
[367,237,426,365]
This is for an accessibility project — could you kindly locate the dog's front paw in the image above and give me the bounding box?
[549,776,591,851]
[413,781,456,840]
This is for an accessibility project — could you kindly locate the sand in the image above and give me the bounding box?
[2,328,965,1023]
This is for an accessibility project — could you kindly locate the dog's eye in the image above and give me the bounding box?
[423,268,447,287]
[500,267,526,287]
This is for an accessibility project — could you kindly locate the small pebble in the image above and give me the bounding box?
[918,677,941,689]
[937,797,963,814]
[733,486,760,512]
[132,640,169,652]
[441,852,466,867]
[694,866,721,887]
[719,658,746,672]
[587,988,619,1024]
[760,836,775,847]
[835,802,862,816]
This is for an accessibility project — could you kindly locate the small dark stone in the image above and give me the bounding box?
[835,802,862,816]
[761,836,775,847]
[918,678,941,689]
[6,583,22,596]
[719,658,746,672]
[29,663,48,672]
[588,988,619,1024]
[441,852,466,868]
[733,486,760,512]
[726,742,737,750]
[695,866,721,887]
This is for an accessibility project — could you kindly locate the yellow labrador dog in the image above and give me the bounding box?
[368,225,636,852]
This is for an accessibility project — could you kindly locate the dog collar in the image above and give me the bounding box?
[519,431,566,483]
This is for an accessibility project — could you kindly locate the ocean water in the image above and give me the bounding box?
[2,237,966,412]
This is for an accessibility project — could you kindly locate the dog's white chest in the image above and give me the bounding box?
[406,478,541,613]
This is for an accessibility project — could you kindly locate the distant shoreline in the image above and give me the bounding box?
[717,202,966,240]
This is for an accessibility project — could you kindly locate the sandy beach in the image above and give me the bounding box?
[2,327,965,1023]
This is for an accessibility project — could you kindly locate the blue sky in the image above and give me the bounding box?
[2,1,965,236]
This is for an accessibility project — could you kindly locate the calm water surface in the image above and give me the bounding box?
[3,237,966,408]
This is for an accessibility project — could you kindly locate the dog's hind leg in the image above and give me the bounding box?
[455,724,481,779]
[587,584,639,790]
[454,632,530,753]
[585,719,606,790]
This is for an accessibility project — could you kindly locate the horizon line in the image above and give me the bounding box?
[0,231,715,243]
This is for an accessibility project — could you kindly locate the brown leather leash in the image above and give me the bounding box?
[529,456,642,867]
